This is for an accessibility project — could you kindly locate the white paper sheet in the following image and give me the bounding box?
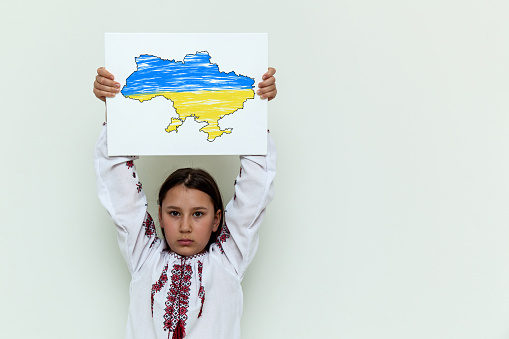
[105,33,268,156]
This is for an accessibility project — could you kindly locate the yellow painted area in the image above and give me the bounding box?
[126,89,255,141]
[165,117,183,133]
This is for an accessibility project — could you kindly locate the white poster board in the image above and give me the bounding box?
[105,33,268,156]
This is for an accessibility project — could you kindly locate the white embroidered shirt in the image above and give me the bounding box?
[94,126,276,339]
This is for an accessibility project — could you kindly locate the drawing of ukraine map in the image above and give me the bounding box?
[105,33,267,156]
[121,52,255,141]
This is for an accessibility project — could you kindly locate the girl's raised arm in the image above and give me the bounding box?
[214,133,276,278]
[93,68,163,275]
[213,67,278,277]
[94,127,163,275]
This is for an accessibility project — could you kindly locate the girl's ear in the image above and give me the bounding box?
[212,209,221,232]
[158,206,162,224]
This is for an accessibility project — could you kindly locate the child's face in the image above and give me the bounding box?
[159,184,221,256]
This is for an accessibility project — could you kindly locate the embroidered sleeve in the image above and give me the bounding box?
[215,133,276,278]
[94,125,162,275]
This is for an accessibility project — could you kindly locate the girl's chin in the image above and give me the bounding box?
[170,246,206,257]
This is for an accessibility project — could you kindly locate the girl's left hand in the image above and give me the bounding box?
[257,67,277,101]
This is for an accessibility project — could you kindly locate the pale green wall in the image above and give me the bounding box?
[1,1,509,338]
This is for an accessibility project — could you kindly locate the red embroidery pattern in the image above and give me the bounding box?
[197,261,205,318]
[215,222,231,254]
[164,262,192,336]
[151,264,169,315]
[142,213,159,248]
[169,251,206,260]
[136,181,142,193]
[126,160,134,169]
[143,213,156,238]
[218,223,231,243]
[150,238,158,248]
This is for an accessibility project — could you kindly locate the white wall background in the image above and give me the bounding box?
[1,1,509,338]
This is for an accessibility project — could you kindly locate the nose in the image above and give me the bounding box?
[180,215,192,233]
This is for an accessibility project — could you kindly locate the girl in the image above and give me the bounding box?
[93,67,277,339]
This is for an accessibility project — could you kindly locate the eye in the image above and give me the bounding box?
[169,211,180,217]
[193,211,204,217]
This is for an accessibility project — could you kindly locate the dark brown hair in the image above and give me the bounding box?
[158,168,224,249]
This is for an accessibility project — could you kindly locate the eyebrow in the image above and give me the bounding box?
[164,206,208,211]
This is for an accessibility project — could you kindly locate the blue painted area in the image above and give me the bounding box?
[121,52,255,96]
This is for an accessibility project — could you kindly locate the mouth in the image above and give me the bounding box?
[178,239,193,246]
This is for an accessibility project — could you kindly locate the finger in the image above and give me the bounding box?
[92,87,106,102]
[96,73,120,86]
[94,79,114,91]
[257,84,276,96]
[262,67,276,80]
[258,87,277,100]
[94,87,117,100]
[95,75,121,89]
[258,75,276,88]
[94,80,120,94]
[97,67,115,80]
[260,90,277,100]
[94,84,119,101]
[268,88,277,101]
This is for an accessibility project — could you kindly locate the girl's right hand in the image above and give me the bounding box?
[93,67,120,102]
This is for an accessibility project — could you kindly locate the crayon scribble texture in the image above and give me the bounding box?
[122,52,255,141]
